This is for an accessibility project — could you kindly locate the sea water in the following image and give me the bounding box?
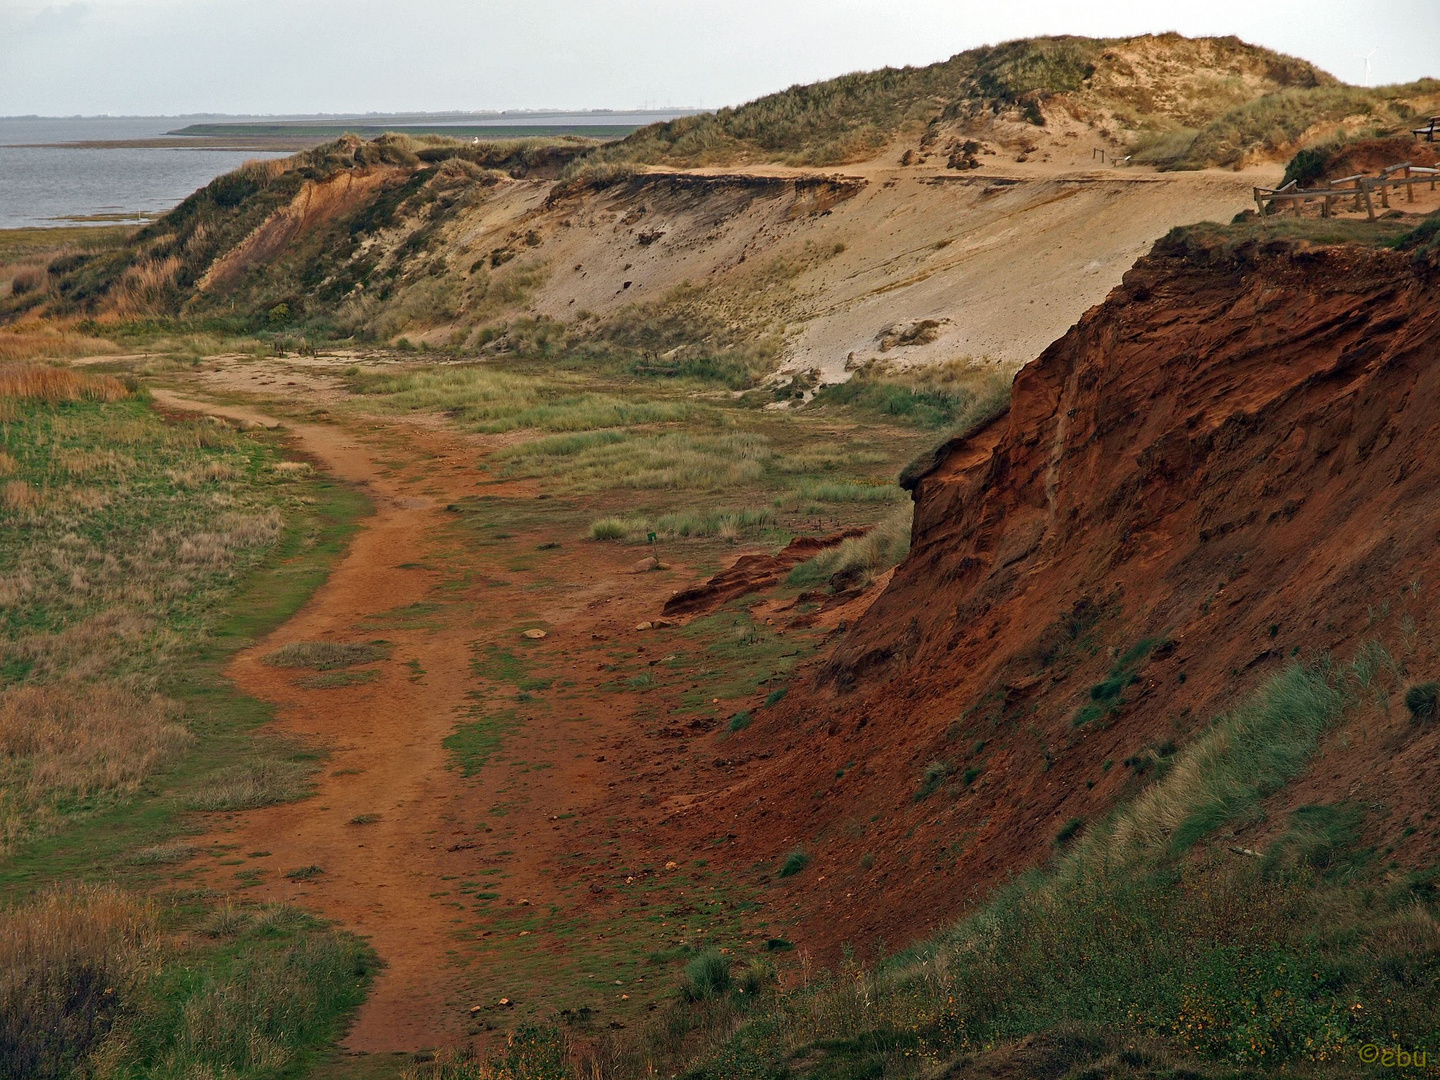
[0,117,289,229]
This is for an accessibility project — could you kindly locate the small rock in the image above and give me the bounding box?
[632,556,663,573]
[499,997,513,1007]
[665,860,678,870]
[635,621,653,631]
[521,629,546,639]
[469,1004,482,1013]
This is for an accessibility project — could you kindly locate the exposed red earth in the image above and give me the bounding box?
[684,232,1440,958]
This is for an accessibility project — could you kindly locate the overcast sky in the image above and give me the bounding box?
[2,0,1436,117]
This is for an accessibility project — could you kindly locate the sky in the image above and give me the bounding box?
[2,0,1436,117]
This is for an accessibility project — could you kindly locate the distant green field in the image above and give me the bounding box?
[169,122,640,140]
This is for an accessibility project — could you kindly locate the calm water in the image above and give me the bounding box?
[0,117,288,229]
[0,113,693,230]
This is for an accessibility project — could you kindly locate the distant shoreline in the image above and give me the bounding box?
[10,124,646,152]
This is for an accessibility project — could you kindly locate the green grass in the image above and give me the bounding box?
[294,668,381,690]
[913,761,949,802]
[812,362,1012,432]
[444,710,520,776]
[784,480,902,504]
[777,849,810,878]
[185,757,314,812]
[683,951,732,1001]
[786,503,914,590]
[0,384,367,866]
[1,886,374,1080]
[1108,660,1345,856]
[588,507,776,544]
[351,365,699,433]
[1143,81,1440,171]
[497,430,771,492]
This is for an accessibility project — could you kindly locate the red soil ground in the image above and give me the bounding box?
[153,222,1440,1060]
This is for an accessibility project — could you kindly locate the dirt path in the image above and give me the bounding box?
[154,389,483,1049]
[152,387,726,1054]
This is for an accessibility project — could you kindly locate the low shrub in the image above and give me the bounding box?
[1404,682,1439,722]
[683,951,732,1001]
[778,848,809,878]
[915,760,949,801]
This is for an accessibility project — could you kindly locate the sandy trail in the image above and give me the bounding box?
[154,389,483,1049]
[151,386,706,1054]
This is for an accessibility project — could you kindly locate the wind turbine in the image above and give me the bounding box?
[1358,48,1378,87]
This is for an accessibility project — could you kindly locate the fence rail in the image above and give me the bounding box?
[1254,162,1439,221]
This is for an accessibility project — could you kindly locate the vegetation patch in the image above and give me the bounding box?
[186,757,314,812]
[444,710,520,776]
[263,639,391,670]
[777,849,810,878]
[498,431,771,493]
[0,884,372,1080]
[813,361,1012,431]
[786,503,914,591]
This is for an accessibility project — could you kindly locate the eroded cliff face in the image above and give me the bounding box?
[838,236,1440,693]
[721,234,1440,953]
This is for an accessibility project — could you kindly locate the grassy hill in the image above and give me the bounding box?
[579,33,1340,168]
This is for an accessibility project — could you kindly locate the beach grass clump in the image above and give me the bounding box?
[263,640,391,671]
[588,507,776,543]
[498,431,771,492]
[786,503,914,589]
[186,758,314,812]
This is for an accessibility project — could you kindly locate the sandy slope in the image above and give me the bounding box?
[421,145,1276,382]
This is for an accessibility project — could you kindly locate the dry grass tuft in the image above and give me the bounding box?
[0,684,192,852]
[2,479,43,512]
[187,757,313,812]
[788,503,914,590]
[0,332,121,365]
[263,640,391,671]
[0,363,128,403]
[128,841,196,866]
[0,883,162,1080]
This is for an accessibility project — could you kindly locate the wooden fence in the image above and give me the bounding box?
[1254,161,1439,221]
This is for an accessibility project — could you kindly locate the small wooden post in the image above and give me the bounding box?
[1254,188,1266,216]
[1406,165,1416,203]
[1363,184,1376,222]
